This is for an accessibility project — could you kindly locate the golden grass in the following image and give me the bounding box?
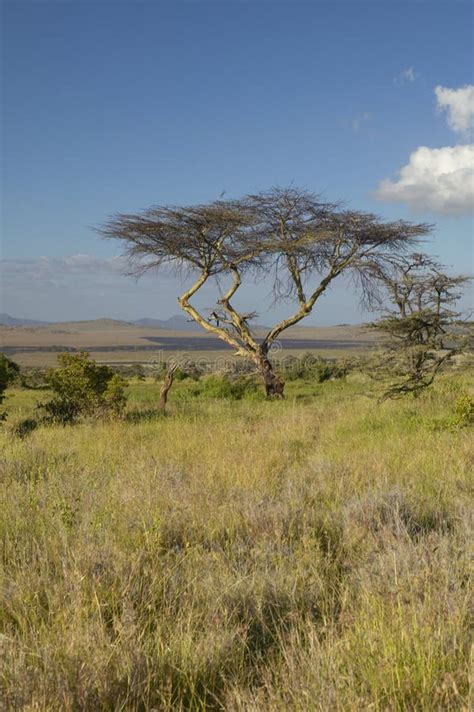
[1,374,472,710]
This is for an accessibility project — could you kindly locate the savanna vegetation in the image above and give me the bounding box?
[1,353,473,710]
[99,187,432,397]
[1,187,472,710]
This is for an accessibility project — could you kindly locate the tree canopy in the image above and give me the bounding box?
[367,253,472,398]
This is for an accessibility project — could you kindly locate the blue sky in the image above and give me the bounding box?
[2,0,473,324]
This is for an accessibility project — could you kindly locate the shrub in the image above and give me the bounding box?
[9,417,39,439]
[428,391,474,432]
[182,374,263,401]
[102,374,128,416]
[0,353,21,418]
[282,353,341,383]
[40,352,127,423]
[113,363,146,380]
[20,367,49,389]
[452,393,474,427]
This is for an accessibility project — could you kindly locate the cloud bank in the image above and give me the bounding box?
[1,254,129,287]
[375,84,474,216]
[0,254,181,322]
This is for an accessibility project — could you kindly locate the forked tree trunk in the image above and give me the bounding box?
[254,348,285,398]
[159,364,177,413]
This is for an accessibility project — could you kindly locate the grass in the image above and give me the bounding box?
[0,372,472,710]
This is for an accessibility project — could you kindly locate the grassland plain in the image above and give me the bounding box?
[0,372,473,711]
[0,322,377,367]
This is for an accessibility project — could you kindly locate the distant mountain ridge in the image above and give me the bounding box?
[0,312,201,331]
[1,313,353,332]
[133,315,198,330]
[0,313,50,326]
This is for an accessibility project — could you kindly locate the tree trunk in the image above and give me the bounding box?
[159,364,177,413]
[255,348,285,398]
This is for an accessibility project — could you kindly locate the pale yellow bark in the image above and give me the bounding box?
[177,271,248,355]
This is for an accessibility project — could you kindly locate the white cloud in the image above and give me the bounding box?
[394,67,417,84]
[375,145,474,215]
[435,84,474,135]
[375,84,474,215]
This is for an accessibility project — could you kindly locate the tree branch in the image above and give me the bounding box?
[263,266,340,347]
[217,267,260,353]
[177,270,248,354]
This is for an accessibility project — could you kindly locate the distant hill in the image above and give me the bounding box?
[1,313,359,334]
[0,313,200,331]
[0,313,50,326]
[133,315,199,330]
[49,318,136,332]
[134,315,275,331]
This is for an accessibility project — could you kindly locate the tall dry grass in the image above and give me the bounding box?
[1,374,472,710]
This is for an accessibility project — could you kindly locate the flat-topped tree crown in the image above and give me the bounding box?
[99,201,257,276]
[99,186,432,397]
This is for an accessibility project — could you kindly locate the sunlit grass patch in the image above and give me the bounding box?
[0,372,472,709]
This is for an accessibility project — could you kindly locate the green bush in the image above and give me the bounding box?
[21,367,49,390]
[40,352,127,423]
[281,353,342,383]
[427,391,474,432]
[113,363,146,380]
[102,373,128,416]
[0,353,21,418]
[452,393,474,428]
[181,374,263,401]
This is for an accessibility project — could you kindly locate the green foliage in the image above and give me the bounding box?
[423,390,474,432]
[181,374,264,401]
[113,363,146,380]
[368,255,471,400]
[0,353,20,400]
[41,352,127,423]
[282,353,347,383]
[21,367,49,390]
[452,393,474,427]
[0,353,21,418]
[102,373,128,416]
[172,366,192,382]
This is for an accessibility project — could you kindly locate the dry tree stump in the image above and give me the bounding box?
[159,363,178,414]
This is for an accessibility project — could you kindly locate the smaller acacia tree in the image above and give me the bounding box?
[41,352,127,423]
[368,253,472,399]
[99,187,431,397]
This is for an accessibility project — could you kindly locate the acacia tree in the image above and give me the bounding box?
[99,187,431,397]
[368,253,472,398]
